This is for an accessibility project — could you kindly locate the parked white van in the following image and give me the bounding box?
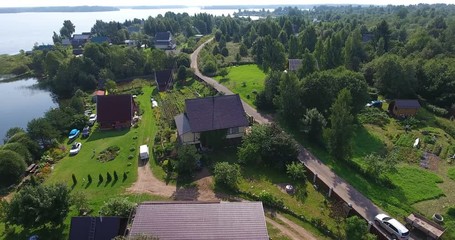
[375,213,410,240]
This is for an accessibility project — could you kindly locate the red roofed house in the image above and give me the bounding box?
[388,99,421,117]
[92,90,106,102]
[96,94,136,130]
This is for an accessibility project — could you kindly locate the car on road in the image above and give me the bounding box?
[88,114,97,125]
[375,213,410,240]
[82,126,90,138]
[68,129,80,140]
[69,142,82,155]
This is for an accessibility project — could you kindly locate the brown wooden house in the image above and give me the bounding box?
[388,99,421,117]
[96,94,136,130]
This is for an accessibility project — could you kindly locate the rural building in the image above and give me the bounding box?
[288,59,302,71]
[154,69,174,92]
[154,31,176,50]
[174,94,249,145]
[96,94,136,129]
[388,99,421,117]
[69,216,127,240]
[71,33,91,47]
[129,201,269,240]
[91,90,106,102]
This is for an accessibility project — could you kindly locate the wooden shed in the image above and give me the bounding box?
[388,99,421,117]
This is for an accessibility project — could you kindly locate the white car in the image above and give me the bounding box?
[69,142,82,155]
[88,114,97,125]
[375,213,410,239]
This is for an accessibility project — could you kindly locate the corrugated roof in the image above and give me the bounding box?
[97,94,133,123]
[130,202,269,240]
[394,99,421,109]
[288,59,302,71]
[185,94,249,133]
[174,113,192,135]
[69,216,127,240]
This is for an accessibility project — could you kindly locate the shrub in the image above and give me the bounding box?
[213,162,242,190]
[107,172,112,182]
[447,207,455,217]
[286,162,307,183]
[426,104,448,117]
[0,150,26,187]
[97,146,120,162]
[99,198,135,218]
[358,107,390,127]
[258,190,284,209]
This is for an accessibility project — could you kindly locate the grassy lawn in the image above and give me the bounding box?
[206,148,342,239]
[214,64,266,107]
[1,84,170,239]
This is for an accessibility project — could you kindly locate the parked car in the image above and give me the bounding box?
[84,110,92,116]
[88,114,97,125]
[82,126,90,138]
[375,213,410,240]
[69,142,82,155]
[68,129,80,140]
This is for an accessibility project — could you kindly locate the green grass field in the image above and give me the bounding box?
[214,64,266,107]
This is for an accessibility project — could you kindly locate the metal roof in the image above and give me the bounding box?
[288,59,302,71]
[130,201,269,240]
[69,216,127,240]
[394,99,421,109]
[184,94,249,133]
[97,94,134,123]
[174,113,192,135]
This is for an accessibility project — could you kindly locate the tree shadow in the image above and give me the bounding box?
[110,178,118,187]
[97,178,103,187]
[218,77,230,84]
[122,172,128,182]
[84,181,92,189]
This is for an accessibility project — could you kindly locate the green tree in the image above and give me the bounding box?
[324,89,354,160]
[300,108,327,143]
[286,162,307,183]
[60,20,75,38]
[2,142,33,164]
[0,150,26,187]
[99,197,135,218]
[255,71,281,111]
[105,79,117,94]
[300,25,317,53]
[345,215,369,240]
[6,183,70,228]
[176,145,201,176]
[364,152,398,183]
[3,127,24,144]
[298,48,318,78]
[27,117,59,147]
[274,73,302,126]
[344,29,365,71]
[239,43,248,57]
[375,20,391,52]
[213,162,242,190]
[176,65,187,82]
[288,35,299,59]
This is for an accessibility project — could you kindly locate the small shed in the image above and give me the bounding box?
[388,99,421,117]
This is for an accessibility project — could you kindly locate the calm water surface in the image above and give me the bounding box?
[0,8,237,54]
[0,78,56,140]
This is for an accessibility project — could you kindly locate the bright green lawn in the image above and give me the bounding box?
[214,64,266,107]
[1,86,168,239]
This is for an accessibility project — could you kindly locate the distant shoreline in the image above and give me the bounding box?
[0,6,119,14]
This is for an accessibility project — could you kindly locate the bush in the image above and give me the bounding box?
[286,162,307,183]
[99,198,135,218]
[258,190,285,209]
[213,162,242,190]
[358,107,390,127]
[447,207,455,217]
[0,150,26,187]
[426,104,448,117]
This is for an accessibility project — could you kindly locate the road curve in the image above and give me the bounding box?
[190,38,407,239]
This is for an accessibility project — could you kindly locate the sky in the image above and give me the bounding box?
[0,0,454,8]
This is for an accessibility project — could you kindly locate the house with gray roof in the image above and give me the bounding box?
[129,201,269,240]
[174,94,249,145]
[288,58,302,71]
[154,31,176,50]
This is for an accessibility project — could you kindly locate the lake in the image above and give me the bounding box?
[0,78,56,141]
[0,7,239,55]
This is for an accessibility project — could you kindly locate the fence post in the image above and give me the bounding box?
[313,173,318,183]
[328,187,333,197]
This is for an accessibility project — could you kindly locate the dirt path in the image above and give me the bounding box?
[266,213,318,240]
[126,162,175,198]
[194,168,219,201]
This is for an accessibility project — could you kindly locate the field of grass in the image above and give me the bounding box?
[1,85,170,239]
[214,64,266,107]
[0,54,31,75]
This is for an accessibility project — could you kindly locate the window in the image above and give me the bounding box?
[228,127,239,135]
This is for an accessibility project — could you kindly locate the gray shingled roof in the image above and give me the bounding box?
[130,202,269,240]
[155,31,171,41]
[174,113,192,135]
[69,216,127,240]
[394,99,421,109]
[288,59,302,71]
[184,94,249,132]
